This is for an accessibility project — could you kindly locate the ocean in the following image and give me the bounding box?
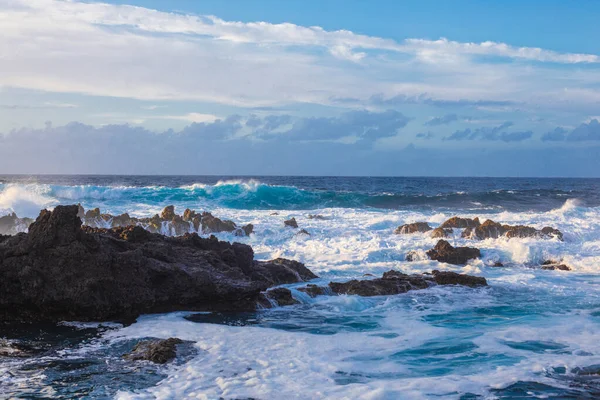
[1,175,600,399]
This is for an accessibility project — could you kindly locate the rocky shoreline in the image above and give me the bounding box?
[0,205,492,324]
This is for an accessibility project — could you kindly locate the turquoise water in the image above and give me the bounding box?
[1,176,600,399]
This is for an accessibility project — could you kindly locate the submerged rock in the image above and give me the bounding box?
[0,205,318,323]
[326,269,486,297]
[440,217,480,229]
[124,338,184,364]
[257,288,299,308]
[430,270,487,287]
[426,239,481,265]
[296,229,311,236]
[297,284,328,297]
[394,222,432,234]
[308,214,328,220]
[284,217,299,228]
[541,263,571,271]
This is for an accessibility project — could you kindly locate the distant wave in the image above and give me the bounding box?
[0,180,593,217]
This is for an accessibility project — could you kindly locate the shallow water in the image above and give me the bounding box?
[1,175,600,399]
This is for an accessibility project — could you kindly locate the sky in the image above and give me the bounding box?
[1,0,600,176]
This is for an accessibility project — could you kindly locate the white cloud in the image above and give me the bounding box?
[0,0,599,113]
[152,112,219,123]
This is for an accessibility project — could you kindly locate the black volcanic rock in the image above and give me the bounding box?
[0,205,317,323]
[326,269,486,297]
[426,239,481,265]
[124,338,184,364]
[284,217,299,228]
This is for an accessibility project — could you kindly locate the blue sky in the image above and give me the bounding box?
[1,0,600,176]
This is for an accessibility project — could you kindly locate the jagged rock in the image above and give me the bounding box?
[440,217,480,229]
[160,205,176,221]
[77,204,85,218]
[394,222,432,234]
[327,269,486,297]
[296,229,311,236]
[297,284,328,297]
[0,205,318,323]
[492,261,504,267]
[110,213,136,227]
[124,338,183,364]
[431,227,452,238]
[462,219,563,241]
[182,208,197,222]
[85,208,101,219]
[258,288,298,307]
[284,217,298,228]
[201,212,237,233]
[426,239,481,265]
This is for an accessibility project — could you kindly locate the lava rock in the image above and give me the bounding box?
[426,239,481,265]
[394,222,432,234]
[440,217,481,229]
[124,338,184,364]
[0,205,318,323]
[430,270,487,287]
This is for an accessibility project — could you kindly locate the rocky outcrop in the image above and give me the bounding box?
[0,205,317,323]
[124,338,184,364]
[462,219,563,241]
[258,288,299,307]
[394,222,432,234]
[0,213,34,235]
[440,217,480,229]
[426,239,481,265]
[81,205,253,237]
[326,269,486,297]
[431,227,452,239]
[284,217,298,228]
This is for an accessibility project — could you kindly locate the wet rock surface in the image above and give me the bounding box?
[257,288,299,308]
[284,217,299,228]
[0,205,318,323]
[394,222,432,234]
[431,227,452,239]
[461,219,563,241]
[123,338,185,364]
[80,205,253,237]
[440,217,481,229]
[426,239,481,265]
[325,269,486,297]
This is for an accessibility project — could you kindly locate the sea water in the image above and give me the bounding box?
[1,175,600,399]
